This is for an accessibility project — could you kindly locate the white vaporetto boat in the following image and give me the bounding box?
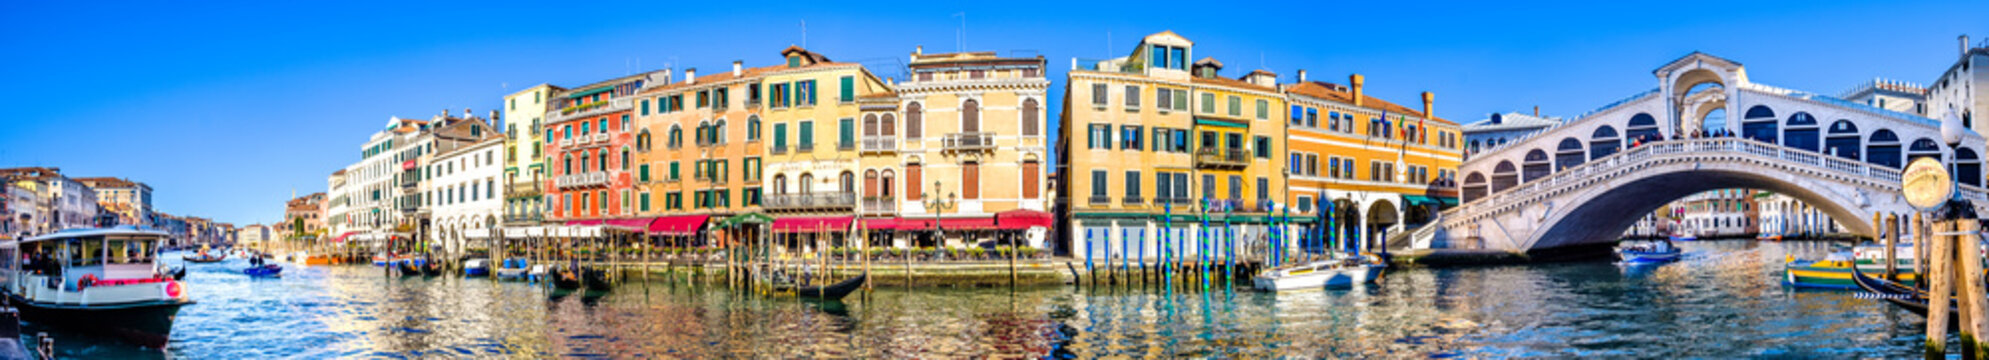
[0,226,193,348]
[1252,254,1384,291]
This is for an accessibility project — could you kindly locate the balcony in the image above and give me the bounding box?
[942,132,996,152]
[506,181,542,198]
[556,172,611,189]
[553,97,632,122]
[1194,147,1250,169]
[592,133,609,143]
[503,212,544,224]
[558,138,574,147]
[862,197,897,213]
[772,145,788,155]
[1152,197,1194,206]
[862,136,899,153]
[764,192,857,210]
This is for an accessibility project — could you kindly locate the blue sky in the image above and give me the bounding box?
[1,1,1983,225]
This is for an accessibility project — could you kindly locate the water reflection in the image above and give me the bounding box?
[17,243,1946,358]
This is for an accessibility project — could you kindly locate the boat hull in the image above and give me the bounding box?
[1252,263,1380,291]
[1786,261,1917,290]
[7,293,190,348]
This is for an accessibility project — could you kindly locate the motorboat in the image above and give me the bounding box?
[1783,252,1888,290]
[182,245,225,263]
[1251,254,1384,291]
[0,226,194,348]
[528,264,548,283]
[371,253,391,267]
[1668,233,1698,242]
[495,259,529,281]
[1615,240,1682,263]
[462,259,490,277]
[243,264,282,278]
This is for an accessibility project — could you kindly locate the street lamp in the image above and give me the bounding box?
[923,181,957,260]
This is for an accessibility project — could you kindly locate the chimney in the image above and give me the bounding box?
[916,45,923,55]
[489,110,499,122]
[1966,34,1973,55]
[1421,92,1434,119]
[685,68,696,84]
[732,61,743,77]
[464,108,473,119]
[1297,69,1307,83]
[1349,74,1365,107]
[1533,106,1540,117]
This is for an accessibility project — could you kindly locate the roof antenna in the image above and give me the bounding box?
[800,20,807,48]
[953,12,967,52]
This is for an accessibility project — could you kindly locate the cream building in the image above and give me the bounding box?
[871,48,1051,249]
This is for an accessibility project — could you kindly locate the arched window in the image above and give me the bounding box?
[1626,113,1660,140]
[1590,125,1620,160]
[597,151,608,171]
[906,102,923,138]
[1823,119,1860,160]
[864,170,879,197]
[881,170,896,199]
[747,116,762,141]
[1783,112,1820,152]
[1491,161,1519,192]
[636,129,652,151]
[1022,99,1040,136]
[881,113,897,137]
[799,173,814,194]
[773,175,788,195]
[668,125,683,148]
[962,99,981,133]
[1957,148,1982,187]
[1555,138,1584,171]
[620,148,630,170]
[1741,106,1779,144]
[563,154,573,175]
[696,121,710,146]
[1461,172,1488,203]
[1867,129,1902,169]
[1522,149,1551,182]
[1743,105,1776,120]
[839,172,856,194]
[863,114,879,137]
[714,119,728,144]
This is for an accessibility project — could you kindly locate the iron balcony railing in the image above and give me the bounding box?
[772,145,788,154]
[798,142,815,152]
[862,197,897,213]
[765,192,857,210]
[942,132,996,151]
[506,181,541,197]
[1087,196,1111,205]
[1194,147,1250,169]
[862,136,899,152]
[556,172,611,189]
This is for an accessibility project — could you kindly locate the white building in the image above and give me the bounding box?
[330,116,430,244]
[1673,189,1757,238]
[1756,192,1842,237]
[238,224,273,244]
[424,137,506,255]
[1929,35,1987,135]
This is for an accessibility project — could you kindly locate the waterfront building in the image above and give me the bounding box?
[1057,31,1288,261]
[1755,192,1843,237]
[1281,73,1463,251]
[329,116,429,244]
[503,84,558,226]
[326,169,350,239]
[542,71,668,224]
[0,167,100,234]
[756,46,894,248]
[1927,35,1985,135]
[1838,79,1927,116]
[4,182,37,238]
[874,48,1052,249]
[1461,111,1561,157]
[631,61,778,242]
[407,110,501,251]
[74,177,152,227]
[275,192,326,242]
[426,136,506,254]
[239,224,273,245]
[1672,189,1759,238]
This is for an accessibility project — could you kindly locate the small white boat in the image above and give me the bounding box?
[494,259,529,281]
[462,259,490,277]
[1616,240,1682,263]
[1252,254,1384,291]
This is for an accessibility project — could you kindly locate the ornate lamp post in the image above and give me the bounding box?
[923,181,957,261]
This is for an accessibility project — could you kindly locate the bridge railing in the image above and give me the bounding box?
[1442,137,1987,231]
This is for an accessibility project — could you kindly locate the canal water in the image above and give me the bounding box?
[26,240,1945,358]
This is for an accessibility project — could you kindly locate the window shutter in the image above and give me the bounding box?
[840,76,854,102]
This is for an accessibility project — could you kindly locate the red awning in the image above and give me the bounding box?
[564,219,604,226]
[996,209,1054,230]
[861,218,899,230]
[772,216,854,233]
[602,217,654,230]
[937,217,997,230]
[648,215,711,236]
[331,231,357,243]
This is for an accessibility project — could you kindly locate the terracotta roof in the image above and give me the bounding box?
[1194,57,1223,68]
[1190,76,1274,92]
[639,65,786,95]
[74,177,138,188]
[1285,81,1454,125]
[780,45,833,63]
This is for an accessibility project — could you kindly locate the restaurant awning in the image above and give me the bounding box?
[331,231,357,243]
[565,219,605,226]
[718,213,775,228]
[862,218,904,230]
[995,209,1053,230]
[771,216,854,233]
[1402,195,1438,207]
[937,217,997,230]
[647,215,710,236]
[602,217,654,230]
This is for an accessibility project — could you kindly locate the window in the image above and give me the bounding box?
[907,163,923,200]
[1254,136,1271,158]
[1171,129,1190,152]
[620,148,629,170]
[1173,89,1188,111]
[1022,99,1040,136]
[1256,177,1268,202]
[770,83,790,108]
[839,118,855,149]
[1125,85,1141,109]
[839,76,855,102]
[640,99,650,115]
[639,164,650,182]
[962,162,979,199]
[1202,174,1216,200]
[1201,92,1215,113]
[1228,175,1243,200]
[1121,125,1143,150]
[962,99,980,132]
[906,102,923,138]
[640,192,651,212]
[1022,160,1040,199]
[796,80,817,106]
[798,121,814,150]
[1256,99,1269,120]
[1091,83,1108,106]
[1087,124,1112,149]
[1156,88,1173,110]
[1090,170,1108,199]
[1125,171,1142,201]
[1151,44,1168,69]
[669,161,680,180]
[747,116,762,141]
[744,157,760,182]
[1155,172,1172,203]
[772,123,787,150]
[1227,95,1241,116]
[788,56,801,68]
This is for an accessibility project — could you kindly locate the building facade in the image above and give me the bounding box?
[1282,74,1463,252]
[1461,111,1561,157]
[503,84,558,226]
[330,116,428,244]
[757,46,894,244]
[276,192,326,242]
[543,72,666,223]
[74,177,152,227]
[426,137,506,254]
[632,61,777,240]
[1929,35,1986,136]
[877,48,1052,249]
[1058,31,1288,261]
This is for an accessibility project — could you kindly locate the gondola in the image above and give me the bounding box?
[550,266,584,290]
[582,267,612,292]
[395,259,423,276]
[182,253,226,263]
[774,274,867,301]
[420,261,444,277]
[242,264,282,278]
[1850,262,1956,318]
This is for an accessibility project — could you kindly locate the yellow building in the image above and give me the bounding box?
[1057,31,1286,262]
[758,46,893,246]
[1281,74,1462,251]
[632,61,781,238]
[864,48,1052,249]
[502,84,557,225]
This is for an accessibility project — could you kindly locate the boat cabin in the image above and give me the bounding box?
[0,226,176,303]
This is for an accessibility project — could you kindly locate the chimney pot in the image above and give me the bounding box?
[733,61,743,77]
[1421,92,1434,119]
[1965,34,1973,56]
[685,68,696,84]
[1534,106,1540,117]
[1297,69,1307,83]
[915,45,923,55]
[1350,74,1366,107]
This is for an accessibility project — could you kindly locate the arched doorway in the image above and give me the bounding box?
[1366,200,1399,252]
[1331,199,1361,252]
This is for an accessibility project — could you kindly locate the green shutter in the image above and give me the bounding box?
[639,164,650,182]
[799,122,813,147]
[839,76,854,102]
[641,99,650,115]
[774,124,787,148]
[840,118,853,146]
[669,162,679,180]
[640,193,650,211]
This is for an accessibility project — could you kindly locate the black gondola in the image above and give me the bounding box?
[395,260,422,276]
[774,274,867,301]
[551,266,583,290]
[420,261,444,277]
[581,267,612,291]
[1850,263,1957,318]
[181,253,225,263]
